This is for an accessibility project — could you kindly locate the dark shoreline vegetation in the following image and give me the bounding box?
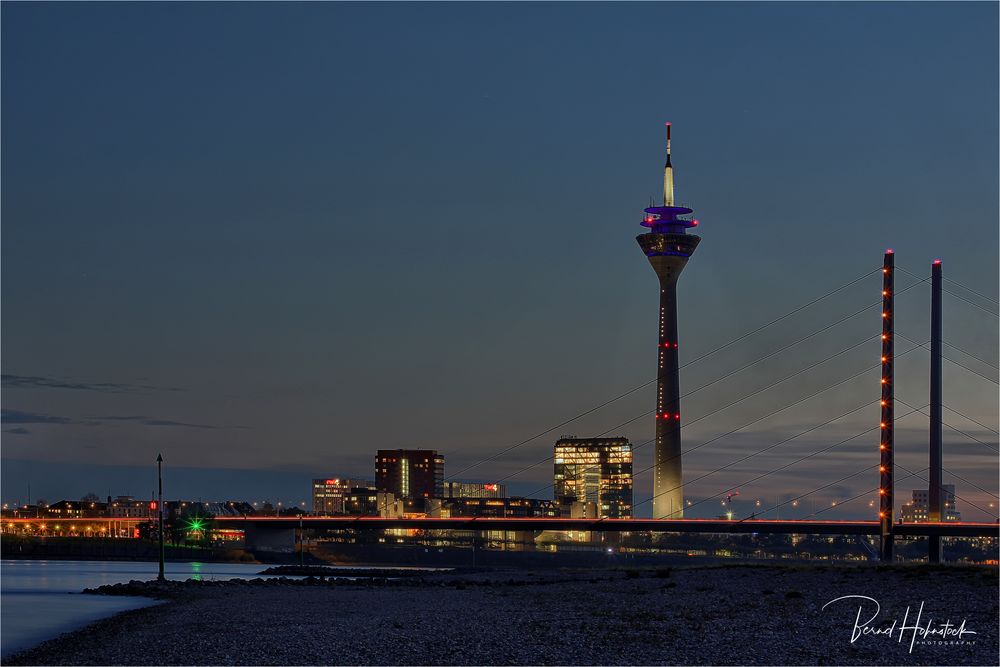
[256,565,440,577]
[8,563,998,666]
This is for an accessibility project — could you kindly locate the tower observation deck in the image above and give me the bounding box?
[636,122,701,519]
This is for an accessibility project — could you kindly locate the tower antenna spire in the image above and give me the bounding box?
[663,122,674,206]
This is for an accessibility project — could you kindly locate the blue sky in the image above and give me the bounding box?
[2,2,997,518]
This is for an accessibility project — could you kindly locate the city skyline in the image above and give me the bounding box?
[2,2,997,519]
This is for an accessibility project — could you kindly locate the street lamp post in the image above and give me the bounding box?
[157,454,165,582]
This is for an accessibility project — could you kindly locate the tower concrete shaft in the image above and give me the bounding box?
[641,249,698,518]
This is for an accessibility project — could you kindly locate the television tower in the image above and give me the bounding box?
[637,122,701,519]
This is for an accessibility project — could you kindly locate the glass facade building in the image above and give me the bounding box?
[553,437,633,519]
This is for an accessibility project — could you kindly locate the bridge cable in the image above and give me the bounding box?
[497,334,873,490]
[942,275,999,306]
[636,399,878,517]
[942,467,1000,501]
[444,267,883,480]
[897,266,999,317]
[737,464,878,522]
[942,404,999,437]
[798,467,930,520]
[490,283,926,490]
[895,397,999,453]
[896,333,999,385]
[694,404,928,521]
[637,342,927,518]
[941,286,1000,317]
[942,276,1000,306]
[728,405,927,521]
[519,342,923,501]
[943,342,999,371]
[895,462,995,517]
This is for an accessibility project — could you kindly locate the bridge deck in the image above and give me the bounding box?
[213,516,999,537]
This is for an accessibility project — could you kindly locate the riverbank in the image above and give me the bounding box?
[8,564,998,665]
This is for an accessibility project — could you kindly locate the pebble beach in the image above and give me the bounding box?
[7,564,998,666]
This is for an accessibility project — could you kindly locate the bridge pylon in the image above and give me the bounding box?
[879,250,895,562]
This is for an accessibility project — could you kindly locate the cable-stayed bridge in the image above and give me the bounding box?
[222,258,998,558]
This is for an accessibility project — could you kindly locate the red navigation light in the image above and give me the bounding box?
[886,248,894,254]
[691,219,699,226]
[665,121,672,126]
[933,259,942,265]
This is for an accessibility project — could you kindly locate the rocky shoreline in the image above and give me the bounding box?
[9,564,999,665]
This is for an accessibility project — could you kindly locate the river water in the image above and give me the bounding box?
[0,560,273,657]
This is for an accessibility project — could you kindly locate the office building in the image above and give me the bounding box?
[442,496,558,518]
[312,478,373,515]
[375,450,444,499]
[553,437,633,519]
[900,485,961,522]
[108,496,154,519]
[443,481,506,498]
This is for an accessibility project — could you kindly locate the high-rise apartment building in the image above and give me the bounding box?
[375,450,444,499]
[553,437,633,519]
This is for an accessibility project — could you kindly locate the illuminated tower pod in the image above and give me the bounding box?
[879,250,894,562]
[636,123,701,519]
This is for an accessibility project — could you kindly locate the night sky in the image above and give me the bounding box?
[3,2,997,518]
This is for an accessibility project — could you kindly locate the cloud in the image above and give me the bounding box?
[1,409,243,431]
[93,415,247,430]
[1,409,93,426]
[3,427,31,435]
[1,374,183,393]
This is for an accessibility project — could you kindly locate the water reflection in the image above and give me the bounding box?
[1,560,268,656]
